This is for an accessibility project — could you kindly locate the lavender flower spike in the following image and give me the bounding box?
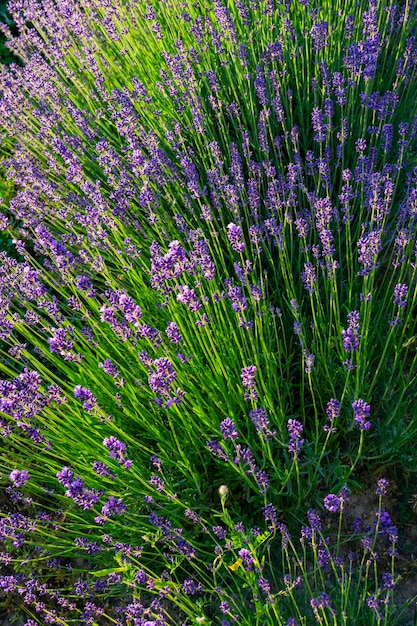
[352,399,371,430]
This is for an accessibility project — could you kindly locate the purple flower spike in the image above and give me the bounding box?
[255,470,270,494]
[227,223,245,253]
[103,436,132,467]
[352,399,371,430]
[324,493,341,512]
[241,365,257,388]
[220,417,239,441]
[342,311,361,353]
[393,283,408,308]
[263,503,278,529]
[9,469,30,487]
[311,592,333,610]
[287,419,304,459]
[238,548,254,570]
[100,496,127,518]
[375,478,389,496]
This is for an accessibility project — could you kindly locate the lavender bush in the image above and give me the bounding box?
[0,0,417,623]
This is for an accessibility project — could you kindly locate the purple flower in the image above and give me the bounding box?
[356,138,367,152]
[263,503,278,528]
[176,285,202,312]
[220,417,239,441]
[325,398,340,433]
[56,467,102,510]
[207,439,230,461]
[220,601,230,614]
[9,469,30,487]
[255,470,270,494]
[98,358,120,379]
[311,107,326,142]
[382,572,395,589]
[182,579,198,595]
[100,496,127,518]
[311,592,333,610]
[92,461,116,480]
[287,419,304,459]
[148,357,177,396]
[135,569,147,585]
[237,548,253,570]
[212,526,227,540]
[393,283,408,307]
[103,436,132,468]
[312,21,329,53]
[74,385,97,413]
[185,509,201,524]
[227,223,245,253]
[375,478,389,496]
[357,230,382,276]
[307,509,322,531]
[342,311,361,353]
[318,546,331,568]
[326,399,340,422]
[257,576,271,596]
[166,321,182,343]
[241,365,257,393]
[352,399,371,430]
[149,475,164,491]
[301,262,317,293]
[249,407,276,439]
[324,494,341,512]
[48,328,74,355]
[303,349,315,374]
[366,594,381,616]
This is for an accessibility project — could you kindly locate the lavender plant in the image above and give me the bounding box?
[0,0,417,623]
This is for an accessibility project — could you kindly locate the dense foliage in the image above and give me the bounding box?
[0,0,417,623]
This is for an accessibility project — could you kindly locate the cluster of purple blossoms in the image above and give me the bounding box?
[73,385,98,413]
[310,592,334,615]
[324,487,350,513]
[147,357,185,408]
[9,469,30,487]
[92,461,116,480]
[249,407,276,439]
[287,419,304,459]
[227,222,245,253]
[165,321,182,343]
[182,578,202,596]
[342,310,361,369]
[324,398,340,433]
[220,417,239,441]
[255,470,270,494]
[103,436,132,468]
[393,283,408,308]
[352,399,371,430]
[303,349,315,374]
[95,496,127,524]
[357,230,382,275]
[263,503,278,530]
[241,365,258,400]
[237,547,254,570]
[206,439,230,462]
[47,327,74,356]
[98,358,121,380]
[301,261,317,293]
[311,107,326,142]
[375,477,389,496]
[56,467,102,510]
[176,285,202,312]
[342,311,361,352]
